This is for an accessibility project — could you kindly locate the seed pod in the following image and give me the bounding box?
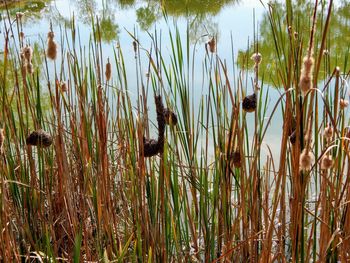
[26,129,53,148]
[46,32,57,60]
[321,155,333,170]
[324,123,333,139]
[60,81,68,92]
[299,56,314,95]
[207,37,216,53]
[340,99,349,109]
[299,148,314,171]
[231,150,241,168]
[21,46,33,62]
[0,128,4,155]
[19,32,25,39]
[164,108,178,126]
[143,137,161,157]
[132,41,137,53]
[251,52,262,65]
[27,62,34,74]
[105,59,111,81]
[242,93,257,112]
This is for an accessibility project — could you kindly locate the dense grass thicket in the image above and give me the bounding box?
[1,0,350,261]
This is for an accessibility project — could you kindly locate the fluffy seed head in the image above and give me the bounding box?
[300,148,314,171]
[21,45,33,62]
[16,12,24,20]
[324,124,333,139]
[340,99,349,109]
[207,37,216,53]
[242,93,257,113]
[321,155,333,170]
[299,56,314,95]
[251,52,262,65]
[60,81,68,92]
[26,129,53,148]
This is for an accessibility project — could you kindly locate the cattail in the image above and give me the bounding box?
[242,93,257,112]
[0,128,4,155]
[26,62,34,74]
[164,108,178,126]
[299,148,314,171]
[19,32,25,39]
[340,98,349,109]
[132,41,137,53]
[21,45,33,62]
[143,137,161,157]
[60,81,68,92]
[321,154,333,170]
[207,37,216,53]
[251,52,262,65]
[299,55,314,95]
[324,123,333,139]
[231,150,241,168]
[16,12,24,20]
[46,31,57,60]
[26,129,53,148]
[105,58,111,81]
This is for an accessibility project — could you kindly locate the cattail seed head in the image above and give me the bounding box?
[105,59,112,81]
[60,81,68,92]
[208,37,216,53]
[164,108,178,126]
[242,93,257,113]
[132,41,137,53]
[19,32,25,39]
[16,12,24,20]
[21,45,33,62]
[27,62,34,74]
[340,99,349,109]
[251,52,262,65]
[299,55,314,95]
[321,155,333,170]
[26,129,53,148]
[46,32,57,60]
[300,148,314,171]
[231,150,241,168]
[0,128,4,155]
[324,123,333,139]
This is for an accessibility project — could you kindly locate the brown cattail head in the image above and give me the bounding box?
[231,150,241,168]
[242,93,257,113]
[0,128,4,155]
[46,32,57,60]
[299,55,314,95]
[21,45,33,62]
[105,58,112,81]
[143,137,161,157]
[299,148,314,171]
[251,52,262,65]
[27,62,34,74]
[207,37,216,53]
[324,123,333,139]
[132,41,137,53]
[60,81,68,92]
[321,154,333,170]
[340,98,349,109]
[26,129,53,148]
[164,108,178,126]
[19,32,25,39]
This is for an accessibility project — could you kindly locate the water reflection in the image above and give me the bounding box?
[237,0,350,85]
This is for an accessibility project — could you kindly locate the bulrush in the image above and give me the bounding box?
[321,154,333,170]
[143,95,166,157]
[299,148,314,171]
[105,58,112,81]
[242,93,257,112]
[0,128,4,155]
[207,37,216,53]
[324,123,333,139]
[299,55,314,95]
[46,31,57,60]
[164,108,178,126]
[21,45,33,62]
[340,98,349,109]
[26,129,53,148]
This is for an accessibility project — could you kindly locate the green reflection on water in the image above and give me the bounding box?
[237,0,350,86]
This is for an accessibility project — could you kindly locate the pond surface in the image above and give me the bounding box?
[1,0,350,159]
